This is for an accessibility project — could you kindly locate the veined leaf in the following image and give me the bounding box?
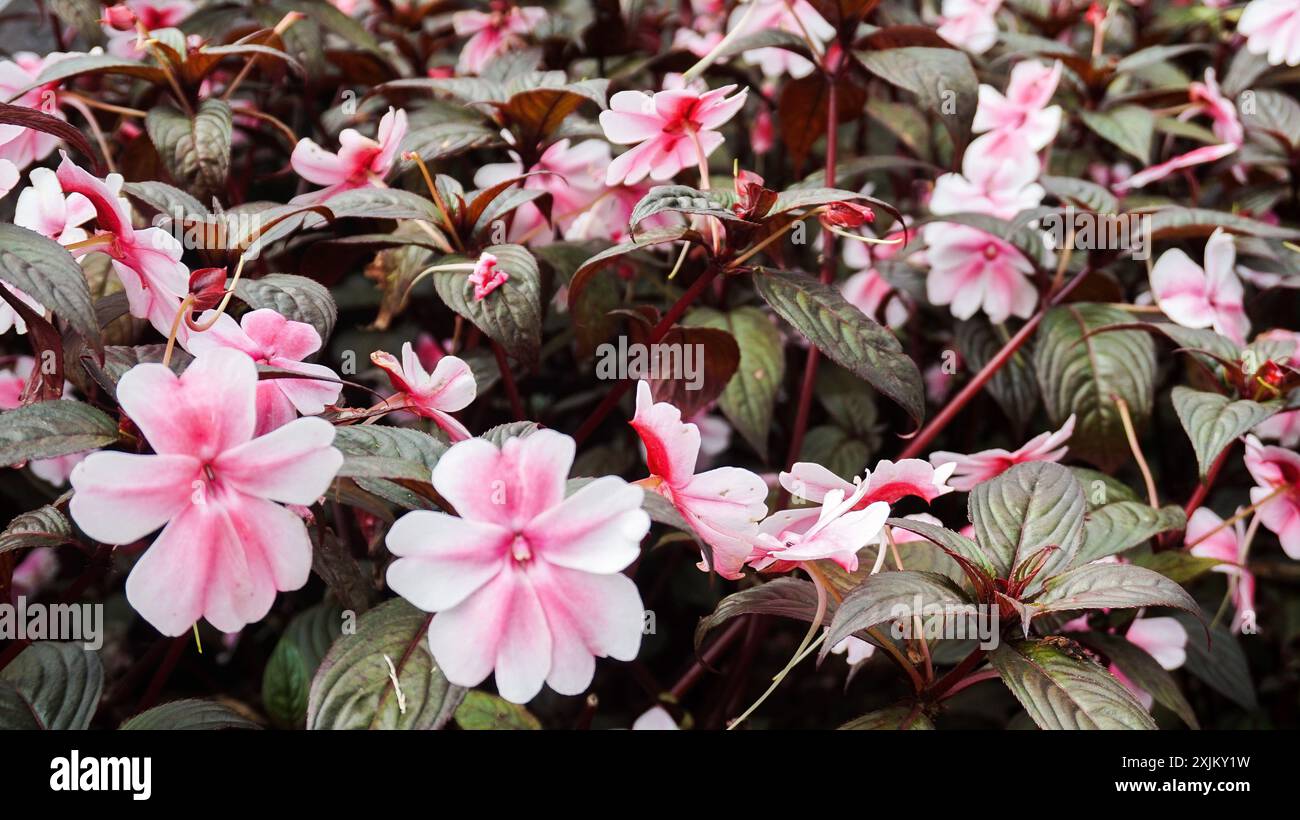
[0,400,117,466]
[1171,386,1282,479]
[990,638,1156,729]
[0,642,103,730]
[819,571,974,661]
[1033,562,1200,618]
[1074,502,1187,566]
[969,461,1085,588]
[433,244,542,364]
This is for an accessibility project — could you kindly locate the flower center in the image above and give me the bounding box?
[510,535,533,563]
[982,242,999,260]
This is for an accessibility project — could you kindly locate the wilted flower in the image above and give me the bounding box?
[750,481,890,572]
[385,430,649,703]
[468,252,509,300]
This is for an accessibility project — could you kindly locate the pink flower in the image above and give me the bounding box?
[632,705,679,730]
[468,252,509,300]
[750,480,890,572]
[1239,0,1300,66]
[184,309,343,435]
[1112,616,1188,708]
[0,357,88,481]
[600,83,747,186]
[830,634,876,665]
[1149,228,1250,345]
[630,381,767,579]
[385,429,649,703]
[472,139,609,244]
[930,415,1076,492]
[372,342,477,441]
[68,349,344,635]
[14,166,95,244]
[103,0,195,58]
[1116,71,1242,192]
[973,60,1062,151]
[936,0,1003,54]
[0,52,75,171]
[1244,434,1300,559]
[452,5,546,74]
[0,282,43,336]
[727,0,835,79]
[0,160,17,198]
[290,107,407,204]
[779,458,956,508]
[1187,507,1256,633]
[55,154,189,335]
[922,223,1038,323]
[11,549,60,601]
[930,132,1044,219]
[841,269,907,328]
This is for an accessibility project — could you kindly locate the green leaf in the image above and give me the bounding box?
[433,244,542,364]
[1079,632,1199,729]
[990,638,1156,729]
[307,599,464,730]
[629,185,743,231]
[0,642,103,730]
[1171,387,1282,479]
[1142,207,1300,242]
[857,47,977,151]
[955,319,1039,430]
[0,223,100,348]
[799,425,872,480]
[1074,502,1187,565]
[839,705,934,730]
[1040,175,1120,214]
[695,578,826,649]
[454,691,542,729]
[311,187,441,223]
[814,364,880,440]
[333,425,445,482]
[756,269,924,427]
[1172,611,1256,710]
[683,306,784,458]
[0,400,118,466]
[820,571,974,660]
[397,121,503,168]
[1242,89,1300,150]
[1130,551,1223,583]
[886,516,997,578]
[0,505,74,554]
[262,602,344,727]
[146,98,233,199]
[1033,303,1156,472]
[1033,563,1200,618]
[29,53,165,89]
[120,699,259,730]
[969,461,1086,586]
[234,273,337,343]
[1080,106,1155,164]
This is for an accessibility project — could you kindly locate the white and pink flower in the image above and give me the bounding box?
[290,107,407,204]
[1238,0,1300,67]
[922,224,1038,323]
[69,349,343,635]
[599,82,747,186]
[973,60,1062,152]
[930,415,1077,492]
[1149,228,1250,345]
[1243,434,1300,559]
[1187,507,1257,633]
[452,4,547,75]
[385,429,649,703]
[372,342,477,441]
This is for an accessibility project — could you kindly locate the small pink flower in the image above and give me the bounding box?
[1239,0,1300,66]
[472,139,609,244]
[372,342,477,441]
[1149,228,1249,345]
[385,429,649,703]
[452,4,547,75]
[468,252,509,300]
[930,132,1044,220]
[930,415,1076,492]
[0,52,76,171]
[103,0,195,59]
[1187,507,1256,633]
[922,223,1038,323]
[600,82,747,186]
[55,153,189,335]
[1116,71,1242,192]
[0,160,17,198]
[936,0,1003,54]
[630,381,767,579]
[0,282,44,336]
[1243,434,1300,559]
[1112,616,1188,708]
[727,0,835,79]
[779,459,956,508]
[14,166,95,245]
[290,107,407,204]
[184,308,343,435]
[841,269,907,328]
[750,480,890,572]
[69,348,344,635]
[973,60,1062,151]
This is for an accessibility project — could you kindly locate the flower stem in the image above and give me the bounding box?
[492,341,525,421]
[1114,394,1158,507]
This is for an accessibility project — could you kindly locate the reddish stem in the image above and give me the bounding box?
[926,647,988,702]
[1184,442,1231,519]
[669,616,747,700]
[898,269,1092,460]
[573,263,723,445]
[492,341,526,421]
[136,635,187,713]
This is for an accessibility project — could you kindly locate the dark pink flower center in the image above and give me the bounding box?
[510,535,533,563]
